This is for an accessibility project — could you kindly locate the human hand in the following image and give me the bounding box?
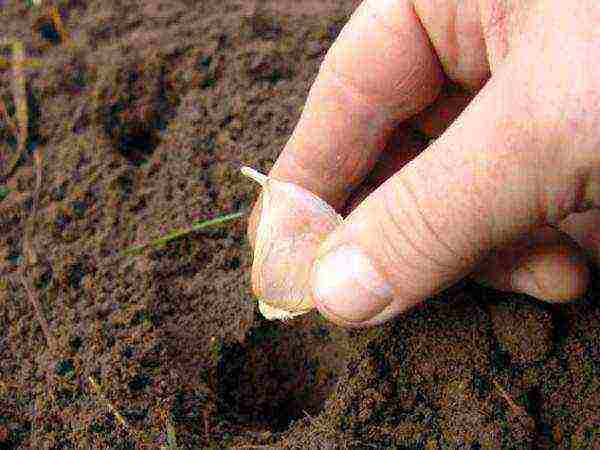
[248,0,600,327]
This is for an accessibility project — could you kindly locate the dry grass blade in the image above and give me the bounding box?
[0,56,42,71]
[121,211,246,256]
[9,38,50,345]
[13,42,28,148]
[88,376,131,430]
[20,272,52,350]
[1,40,30,182]
[9,35,58,409]
[88,376,151,446]
[492,379,526,414]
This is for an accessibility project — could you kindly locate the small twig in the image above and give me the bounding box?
[120,211,246,256]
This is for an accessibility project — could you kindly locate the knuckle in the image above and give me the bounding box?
[319,0,439,112]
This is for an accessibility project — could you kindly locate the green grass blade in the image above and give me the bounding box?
[121,211,245,257]
[0,186,10,202]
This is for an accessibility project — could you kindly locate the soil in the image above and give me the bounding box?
[0,0,598,449]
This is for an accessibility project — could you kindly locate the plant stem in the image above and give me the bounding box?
[121,211,245,256]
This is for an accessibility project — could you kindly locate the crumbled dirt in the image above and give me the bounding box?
[0,1,598,449]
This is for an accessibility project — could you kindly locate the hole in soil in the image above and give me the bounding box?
[113,124,160,167]
[101,63,177,167]
[216,313,348,432]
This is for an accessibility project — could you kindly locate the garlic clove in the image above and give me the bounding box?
[242,166,343,320]
[258,300,309,321]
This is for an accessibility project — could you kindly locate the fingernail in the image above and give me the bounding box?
[511,266,544,297]
[311,245,393,323]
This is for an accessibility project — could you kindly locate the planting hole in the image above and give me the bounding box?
[216,313,348,432]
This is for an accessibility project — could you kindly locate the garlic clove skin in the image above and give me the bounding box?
[258,300,309,321]
[242,166,343,320]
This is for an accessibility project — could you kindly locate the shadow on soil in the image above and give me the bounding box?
[216,312,349,432]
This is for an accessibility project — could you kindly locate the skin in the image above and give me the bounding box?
[248,0,600,327]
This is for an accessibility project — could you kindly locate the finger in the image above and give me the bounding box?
[248,0,444,247]
[310,54,592,327]
[269,0,444,208]
[250,82,470,247]
[412,0,490,90]
[342,125,428,215]
[343,83,473,216]
[472,227,590,302]
[343,131,592,303]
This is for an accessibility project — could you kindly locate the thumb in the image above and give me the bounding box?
[310,64,594,327]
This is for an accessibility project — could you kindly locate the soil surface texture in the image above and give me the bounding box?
[0,0,598,448]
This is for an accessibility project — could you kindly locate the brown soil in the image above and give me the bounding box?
[0,1,598,449]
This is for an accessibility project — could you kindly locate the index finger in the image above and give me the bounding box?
[269,0,444,208]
